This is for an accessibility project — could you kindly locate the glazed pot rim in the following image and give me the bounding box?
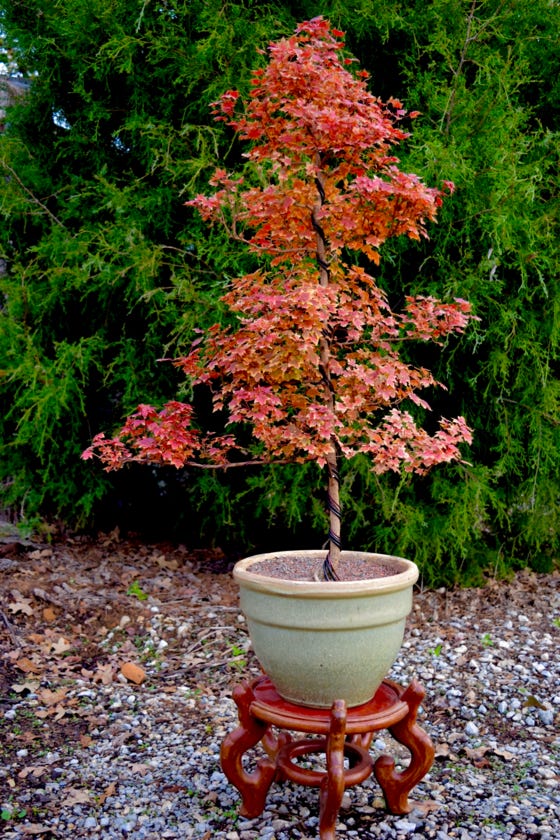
[233,550,418,598]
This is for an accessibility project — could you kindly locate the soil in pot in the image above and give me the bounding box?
[248,554,401,581]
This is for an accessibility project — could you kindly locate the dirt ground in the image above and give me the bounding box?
[1,522,558,833]
[0,527,244,808]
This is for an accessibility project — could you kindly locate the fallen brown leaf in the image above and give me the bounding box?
[27,633,46,644]
[20,824,55,836]
[18,765,48,780]
[523,694,548,711]
[62,787,91,806]
[93,663,114,685]
[155,554,179,570]
[50,636,72,655]
[14,657,42,674]
[97,781,117,805]
[410,799,442,815]
[53,704,70,721]
[465,745,489,760]
[11,680,41,693]
[464,744,516,764]
[38,687,67,706]
[28,549,53,560]
[121,661,146,684]
[492,746,516,761]
[7,598,34,616]
[130,762,150,775]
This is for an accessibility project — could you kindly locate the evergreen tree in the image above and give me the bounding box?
[1,1,558,583]
[333,0,560,581]
[0,0,297,528]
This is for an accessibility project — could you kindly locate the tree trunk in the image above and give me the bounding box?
[312,155,341,580]
[325,449,342,579]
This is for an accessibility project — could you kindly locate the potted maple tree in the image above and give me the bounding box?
[84,18,474,707]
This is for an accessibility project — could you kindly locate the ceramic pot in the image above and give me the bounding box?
[233,549,418,708]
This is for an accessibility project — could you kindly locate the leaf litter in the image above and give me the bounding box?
[1,523,559,836]
[0,528,250,831]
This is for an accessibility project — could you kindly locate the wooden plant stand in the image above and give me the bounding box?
[220,675,435,840]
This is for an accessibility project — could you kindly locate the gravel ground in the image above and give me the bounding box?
[1,537,559,839]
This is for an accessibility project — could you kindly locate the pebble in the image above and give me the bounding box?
[394,818,417,832]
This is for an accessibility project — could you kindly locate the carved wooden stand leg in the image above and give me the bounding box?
[220,676,434,840]
[374,680,435,814]
[318,699,347,840]
[220,683,277,817]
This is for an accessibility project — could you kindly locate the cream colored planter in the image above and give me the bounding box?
[233,550,418,708]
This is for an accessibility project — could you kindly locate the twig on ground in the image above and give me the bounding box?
[0,606,22,646]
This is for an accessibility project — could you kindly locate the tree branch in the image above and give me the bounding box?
[2,161,66,228]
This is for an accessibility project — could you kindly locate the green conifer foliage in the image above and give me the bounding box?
[347,0,560,582]
[1,1,558,583]
[0,0,295,526]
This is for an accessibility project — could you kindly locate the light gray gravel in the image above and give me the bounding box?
[2,570,559,839]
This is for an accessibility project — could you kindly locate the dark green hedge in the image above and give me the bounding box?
[1,1,558,585]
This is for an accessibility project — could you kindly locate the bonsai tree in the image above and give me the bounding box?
[84,18,474,581]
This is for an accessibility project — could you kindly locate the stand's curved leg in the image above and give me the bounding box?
[373,680,435,815]
[220,683,276,818]
[348,731,375,750]
[262,727,292,760]
[319,699,347,840]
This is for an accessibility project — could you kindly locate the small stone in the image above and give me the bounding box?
[83,817,98,829]
[521,776,537,789]
[465,721,479,736]
[538,709,555,726]
[394,818,417,833]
